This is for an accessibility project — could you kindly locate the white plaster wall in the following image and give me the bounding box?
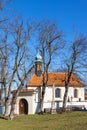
[54,87,65,101]
[68,87,84,102]
[67,87,73,100]
[78,87,84,101]
[54,87,84,102]
[31,93,40,114]
[44,87,52,102]
[27,87,37,90]
[32,102,40,114]
[67,101,87,108]
[54,101,87,109]
[14,86,85,114]
[15,94,33,115]
[43,102,51,108]
[36,86,84,104]
[28,86,85,103]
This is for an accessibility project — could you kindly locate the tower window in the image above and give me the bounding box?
[35,51,42,77]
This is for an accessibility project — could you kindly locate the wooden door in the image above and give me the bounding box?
[19,99,28,114]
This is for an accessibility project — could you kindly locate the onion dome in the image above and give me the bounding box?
[35,51,42,62]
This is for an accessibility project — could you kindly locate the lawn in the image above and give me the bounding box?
[0,112,87,130]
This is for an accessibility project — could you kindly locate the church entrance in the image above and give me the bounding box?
[19,99,28,114]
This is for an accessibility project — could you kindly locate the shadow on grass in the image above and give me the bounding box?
[0,115,9,120]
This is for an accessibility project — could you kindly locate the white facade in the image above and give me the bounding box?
[29,86,85,102]
[13,85,87,115]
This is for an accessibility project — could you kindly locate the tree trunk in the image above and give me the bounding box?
[40,99,44,113]
[9,95,17,120]
[62,72,72,111]
[9,88,21,120]
[4,98,11,116]
[39,85,46,113]
[62,84,69,111]
[9,66,33,120]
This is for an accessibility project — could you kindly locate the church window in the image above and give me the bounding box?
[55,88,61,98]
[74,89,78,98]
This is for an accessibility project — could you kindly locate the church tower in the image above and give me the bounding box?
[35,51,42,76]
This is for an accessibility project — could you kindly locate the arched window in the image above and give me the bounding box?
[74,89,78,98]
[55,88,61,98]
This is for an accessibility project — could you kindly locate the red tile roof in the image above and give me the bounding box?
[27,73,84,87]
[11,89,36,93]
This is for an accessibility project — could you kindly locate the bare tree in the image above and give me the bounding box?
[0,32,8,104]
[0,0,12,23]
[8,21,36,120]
[37,20,63,113]
[62,34,87,110]
[0,0,12,10]
[0,19,37,120]
[9,65,34,120]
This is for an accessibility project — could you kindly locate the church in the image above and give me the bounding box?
[13,52,87,115]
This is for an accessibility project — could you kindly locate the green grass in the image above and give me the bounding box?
[0,112,87,130]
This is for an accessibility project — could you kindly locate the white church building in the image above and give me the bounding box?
[1,52,86,115]
[14,72,87,115]
[13,52,87,115]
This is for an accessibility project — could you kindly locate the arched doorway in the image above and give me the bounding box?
[19,99,28,114]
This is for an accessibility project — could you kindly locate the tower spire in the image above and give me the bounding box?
[35,50,42,76]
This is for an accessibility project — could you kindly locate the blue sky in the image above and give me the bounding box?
[8,0,87,37]
[4,0,87,83]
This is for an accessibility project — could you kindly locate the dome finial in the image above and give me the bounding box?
[35,49,42,62]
